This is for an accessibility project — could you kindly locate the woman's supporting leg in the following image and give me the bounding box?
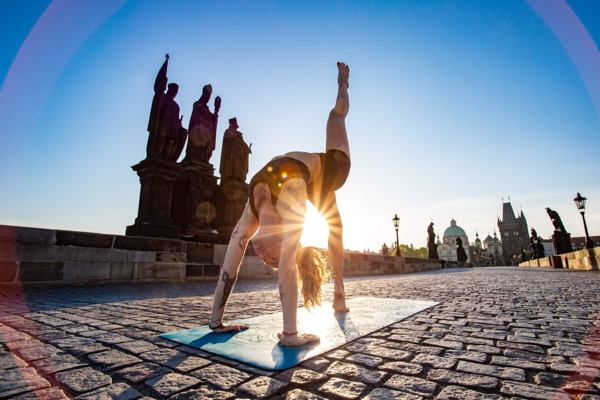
[209,203,258,332]
[322,191,349,312]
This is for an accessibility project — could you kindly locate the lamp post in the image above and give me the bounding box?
[392,214,401,256]
[573,192,594,249]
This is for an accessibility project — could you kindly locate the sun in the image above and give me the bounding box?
[300,201,329,248]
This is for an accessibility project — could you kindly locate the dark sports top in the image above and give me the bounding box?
[248,156,311,217]
[248,150,350,218]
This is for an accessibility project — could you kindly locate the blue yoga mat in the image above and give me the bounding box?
[161,296,437,370]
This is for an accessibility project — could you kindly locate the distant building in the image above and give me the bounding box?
[571,236,600,250]
[437,219,470,263]
[483,231,503,265]
[541,239,555,256]
[497,201,529,265]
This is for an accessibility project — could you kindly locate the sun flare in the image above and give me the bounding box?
[300,201,329,248]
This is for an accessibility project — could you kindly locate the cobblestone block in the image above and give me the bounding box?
[466,344,502,354]
[237,376,287,398]
[115,340,158,354]
[344,352,383,367]
[427,368,498,389]
[0,331,31,343]
[457,360,525,381]
[0,367,50,397]
[384,375,437,397]
[444,349,487,363]
[491,355,545,370]
[191,363,250,390]
[533,372,567,387]
[387,341,443,355]
[171,386,235,400]
[319,377,366,399]
[346,342,412,360]
[412,353,456,369]
[379,361,423,375]
[32,353,86,374]
[444,334,494,346]
[500,381,570,400]
[422,338,463,349]
[55,367,112,394]
[0,352,27,369]
[114,362,170,384]
[75,383,141,400]
[549,362,598,378]
[10,387,69,400]
[87,349,142,370]
[284,388,326,400]
[436,385,507,400]
[506,335,551,347]
[363,387,423,400]
[301,357,330,372]
[326,349,349,359]
[326,360,387,384]
[275,368,328,384]
[144,372,200,397]
[498,340,545,354]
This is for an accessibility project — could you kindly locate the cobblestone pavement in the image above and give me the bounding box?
[1,267,599,399]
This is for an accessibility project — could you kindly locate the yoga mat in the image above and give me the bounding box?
[161,296,438,370]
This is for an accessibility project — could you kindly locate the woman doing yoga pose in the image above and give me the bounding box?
[209,62,351,347]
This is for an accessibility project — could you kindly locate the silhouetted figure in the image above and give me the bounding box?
[427,222,438,259]
[530,228,545,259]
[219,118,252,182]
[456,237,468,264]
[186,84,220,162]
[381,243,389,256]
[545,207,573,254]
[520,248,527,262]
[146,54,186,160]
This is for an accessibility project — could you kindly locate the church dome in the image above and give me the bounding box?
[443,219,466,238]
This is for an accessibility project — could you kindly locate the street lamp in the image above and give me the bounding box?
[573,192,594,249]
[392,213,401,256]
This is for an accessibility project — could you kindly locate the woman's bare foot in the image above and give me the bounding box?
[333,292,349,312]
[337,61,350,88]
[277,331,320,347]
[210,323,249,333]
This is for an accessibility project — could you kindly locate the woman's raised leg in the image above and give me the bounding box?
[325,62,350,158]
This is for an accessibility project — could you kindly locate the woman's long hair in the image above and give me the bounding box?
[296,245,330,308]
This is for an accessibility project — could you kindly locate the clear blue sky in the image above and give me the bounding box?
[1,0,599,251]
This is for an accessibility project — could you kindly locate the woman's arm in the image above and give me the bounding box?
[276,179,320,346]
[209,202,258,332]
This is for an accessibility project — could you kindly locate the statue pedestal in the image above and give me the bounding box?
[126,158,182,239]
[214,178,249,243]
[553,231,573,255]
[173,160,219,242]
[427,242,439,260]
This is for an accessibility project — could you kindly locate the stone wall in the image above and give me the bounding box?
[1,225,442,285]
[519,247,600,271]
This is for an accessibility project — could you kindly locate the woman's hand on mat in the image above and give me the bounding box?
[211,324,249,333]
[277,331,320,347]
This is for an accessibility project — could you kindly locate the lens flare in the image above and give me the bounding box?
[300,201,329,248]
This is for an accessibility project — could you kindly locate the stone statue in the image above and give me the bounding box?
[146,54,187,161]
[456,237,468,263]
[427,222,438,259]
[381,243,389,256]
[545,207,573,254]
[530,228,545,259]
[185,84,221,162]
[546,208,566,232]
[219,118,252,182]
